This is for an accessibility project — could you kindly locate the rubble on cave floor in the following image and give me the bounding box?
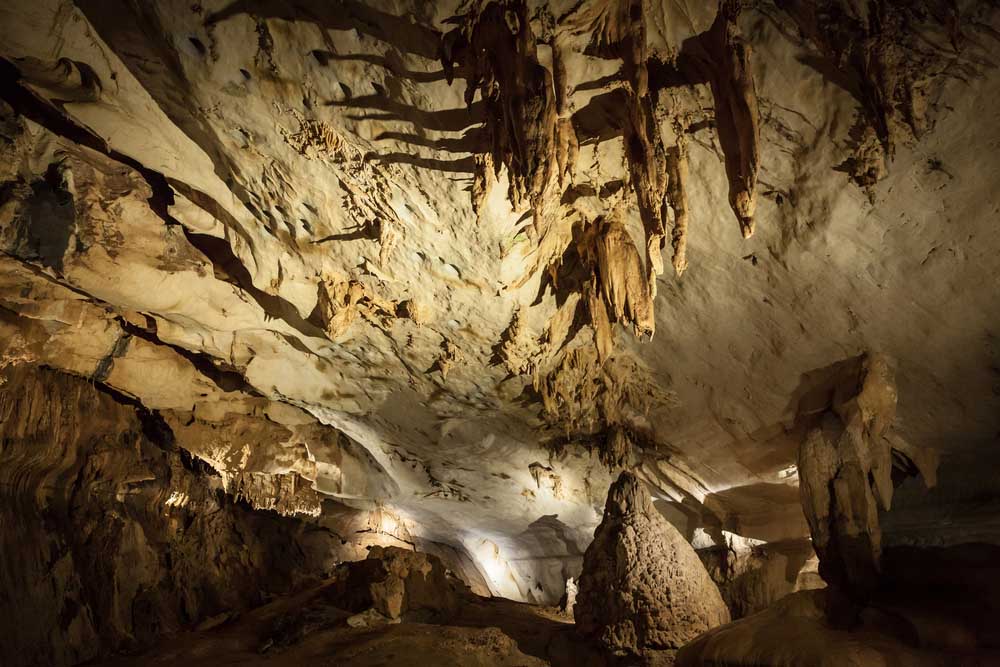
[96,550,579,667]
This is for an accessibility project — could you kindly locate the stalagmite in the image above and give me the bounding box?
[575,471,730,656]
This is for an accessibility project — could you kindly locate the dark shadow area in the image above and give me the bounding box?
[364,150,476,173]
[450,596,572,662]
[310,49,456,83]
[374,127,486,154]
[519,514,584,557]
[572,70,624,93]
[654,499,703,542]
[311,219,379,244]
[571,89,627,146]
[328,95,483,132]
[559,178,624,205]
[0,366,338,667]
[878,543,1000,649]
[183,231,329,341]
[206,0,443,60]
[5,166,76,273]
[114,315,260,395]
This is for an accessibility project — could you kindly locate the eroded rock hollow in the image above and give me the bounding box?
[1,0,999,665]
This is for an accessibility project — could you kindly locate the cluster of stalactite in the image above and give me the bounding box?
[444,0,760,460]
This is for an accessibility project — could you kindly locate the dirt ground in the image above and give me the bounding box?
[94,580,613,667]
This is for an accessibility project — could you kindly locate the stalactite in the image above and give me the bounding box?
[593,216,655,339]
[441,0,557,217]
[666,142,690,276]
[693,0,761,238]
[615,0,672,297]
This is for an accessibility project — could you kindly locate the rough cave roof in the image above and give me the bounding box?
[1,0,998,601]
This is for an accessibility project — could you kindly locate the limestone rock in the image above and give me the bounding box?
[676,589,946,667]
[328,546,466,622]
[575,471,730,655]
[561,576,578,618]
[686,0,761,238]
[0,1,999,663]
[698,537,824,620]
[346,607,398,628]
[317,276,366,340]
[0,364,342,666]
[796,354,936,604]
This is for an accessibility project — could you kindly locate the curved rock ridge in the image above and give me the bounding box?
[575,471,730,656]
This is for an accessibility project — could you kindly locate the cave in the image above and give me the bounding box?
[1,1,999,665]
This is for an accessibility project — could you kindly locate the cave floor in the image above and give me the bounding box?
[95,580,599,667]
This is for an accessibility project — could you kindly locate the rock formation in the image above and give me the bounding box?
[676,589,944,667]
[575,471,730,656]
[674,354,999,664]
[697,536,823,620]
[0,364,338,665]
[795,354,936,611]
[683,0,760,238]
[0,363,486,665]
[0,0,999,664]
[328,546,466,622]
[560,576,578,618]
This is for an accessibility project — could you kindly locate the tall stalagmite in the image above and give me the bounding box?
[575,471,730,656]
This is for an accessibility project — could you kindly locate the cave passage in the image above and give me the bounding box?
[1,0,999,665]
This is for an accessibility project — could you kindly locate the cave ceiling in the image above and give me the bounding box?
[1,0,998,598]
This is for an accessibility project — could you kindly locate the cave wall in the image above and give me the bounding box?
[0,364,489,666]
[0,364,346,665]
[697,537,822,619]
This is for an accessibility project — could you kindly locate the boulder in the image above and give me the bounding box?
[328,546,466,622]
[676,589,944,667]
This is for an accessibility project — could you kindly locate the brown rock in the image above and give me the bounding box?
[675,589,943,667]
[329,546,466,622]
[575,471,730,655]
[796,354,936,604]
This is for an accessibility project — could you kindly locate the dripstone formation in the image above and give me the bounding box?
[1,0,999,664]
[575,471,730,656]
[796,354,936,610]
